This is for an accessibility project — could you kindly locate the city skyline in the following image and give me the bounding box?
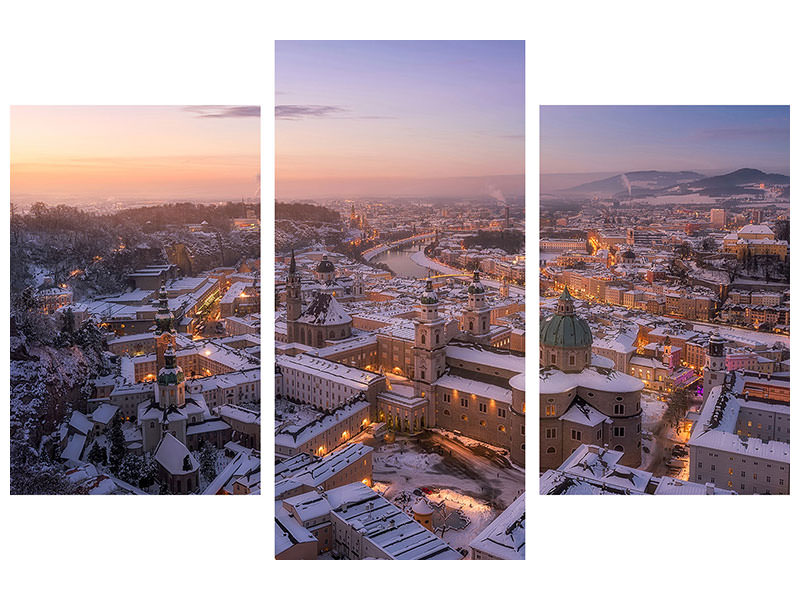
[540,105,789,175]
[539,104,789,497]
[10,105,260,206]
[276,40,525,199]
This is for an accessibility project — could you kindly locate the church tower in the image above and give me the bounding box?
[286,250,302,343]
[662,335,673,368]
[154,284,176,372]
[141,342,188,453]
[352,271,364,297]
[413,280,446,400]
[703,334,726,401]
[500,277,509,299]
[156,343,186,409]
[461,271,491,340]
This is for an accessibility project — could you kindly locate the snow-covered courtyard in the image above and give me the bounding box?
[362,429,525,555]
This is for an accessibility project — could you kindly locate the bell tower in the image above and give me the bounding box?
[703,334,726,401]
[413,279,446,399]
[286,250,302,343]
[156,343,186,409]
[154,284,176,372]
[461,271,491,339]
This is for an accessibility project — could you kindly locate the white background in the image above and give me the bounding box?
[1,0,798,598]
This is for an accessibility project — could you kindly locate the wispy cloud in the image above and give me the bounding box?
[276,105,346,119]
[185,105,260,119]
[275,104,396,121]
[694,126,788,142]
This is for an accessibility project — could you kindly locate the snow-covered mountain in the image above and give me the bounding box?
[562,171,705,197]
[664,168,789,196]
[559,168,788,199]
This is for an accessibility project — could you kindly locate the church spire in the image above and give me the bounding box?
[154,284,174,334]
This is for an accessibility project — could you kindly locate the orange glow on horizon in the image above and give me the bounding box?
[11,106,259,204]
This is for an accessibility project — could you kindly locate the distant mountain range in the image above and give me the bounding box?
[560,168,789,199]
[564,171,704,197]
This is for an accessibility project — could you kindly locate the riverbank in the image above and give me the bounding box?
[409,250,463,275]
[410,251,525,296]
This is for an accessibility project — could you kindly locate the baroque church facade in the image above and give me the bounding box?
[282,257,525,467]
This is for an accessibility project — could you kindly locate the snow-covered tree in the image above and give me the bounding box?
[10,433,77,495]
[117,453,144,487]
[108,418,127,474]
[86,441,107,465]
[139,455,159,489]
[199,442,217,482]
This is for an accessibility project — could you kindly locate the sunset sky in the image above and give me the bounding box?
[276,41,525,199]
[541,105,789,175]
[10,105,260,206]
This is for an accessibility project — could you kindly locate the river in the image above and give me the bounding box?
[369,243,430,278]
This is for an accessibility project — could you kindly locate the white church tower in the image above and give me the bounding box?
[703,333,726,402]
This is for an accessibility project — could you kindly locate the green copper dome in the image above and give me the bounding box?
[539,286,592,348]
[539,314,593,348]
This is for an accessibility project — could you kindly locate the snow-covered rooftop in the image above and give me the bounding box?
[154,433,199,475]
[435,374,512,404]
[539,364,644,396]
[326,482,462,560]
[468,492,525,560]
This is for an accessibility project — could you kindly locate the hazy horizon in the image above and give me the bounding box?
[10,106,260,207]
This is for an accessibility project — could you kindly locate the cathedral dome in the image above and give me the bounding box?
[315,255,335,273]
[539,287,592,348]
